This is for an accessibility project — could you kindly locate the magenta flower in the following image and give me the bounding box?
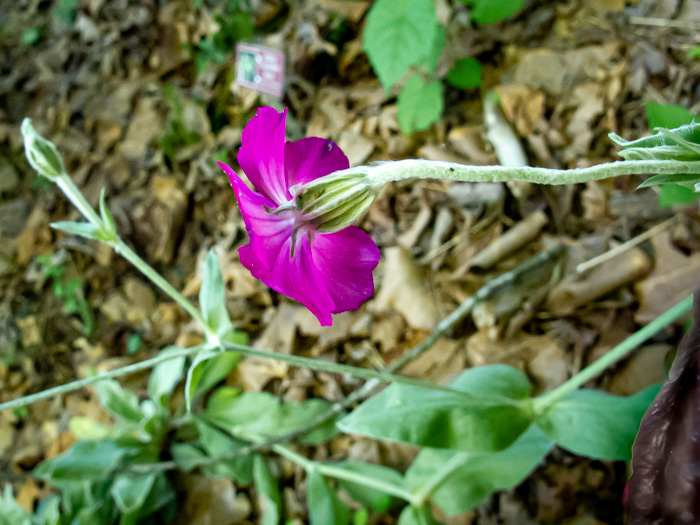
[218,107,380,326]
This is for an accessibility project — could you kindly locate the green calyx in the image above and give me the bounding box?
[293,170,377,233]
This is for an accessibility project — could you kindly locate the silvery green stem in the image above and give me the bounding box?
[355,159,700,188]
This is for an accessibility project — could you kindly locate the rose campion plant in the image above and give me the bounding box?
[218,107,380,326]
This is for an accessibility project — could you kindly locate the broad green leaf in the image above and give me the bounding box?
[184,346,239,412]
[306,471,351,525]
[204,388,338,444]
[398,503,443,525]
[335,461,403,512]
[535,385,660,461]
[0,485,32,524]
[646,101,695,129]
[363,0,438,89]
[110,474,156,515]
[462,0,524,24]
[397,75,444,134]
[51,221,103,241]
[338,365,533,452]
[253,455,282,525]
[659,183,698,207]
[446,57,482,88]
[95,379,143,423]
[69,416,113,440]
[200,250,233,336]
[136,473,176,520]
[418,24,446,74]
[148,346,186,407]
[34,440,132,482]
[404,426,553,516]
[195,419,254,484]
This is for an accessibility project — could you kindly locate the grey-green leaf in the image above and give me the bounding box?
[51,221,103,241]
[185,348,240,412]
[148,346,186,407]
[110,474,156,515]
[535,385,660,461]
[337,365,532,452]
[200,250,233,336]
[253,455,282,525]
[306,470,351,525]
[34,440,132,482]
[335,461,403,512]
[96,379,143,423]
[363,0,438,89]
[404,425,553,516]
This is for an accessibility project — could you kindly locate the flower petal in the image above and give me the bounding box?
[218,161,293,272]
[237,107,289,204]
[284,137,350,189]
[311,226,380,313]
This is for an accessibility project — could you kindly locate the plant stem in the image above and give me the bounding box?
[533,293,693,411]
[410,452,469,506]
[360,159,700,188]
[272,444,416,504]
[0,345,202,413]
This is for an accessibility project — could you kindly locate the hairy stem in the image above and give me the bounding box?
[361,159,700,188]
[533,294,693,411]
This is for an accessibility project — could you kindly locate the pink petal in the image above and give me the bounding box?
[311,226,380,314]
[237,107,289,204]
[218,161,294,272]
[284,137,350,189]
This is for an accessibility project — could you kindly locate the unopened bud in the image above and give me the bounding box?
[293,169,377,233]
[21,118,65,180]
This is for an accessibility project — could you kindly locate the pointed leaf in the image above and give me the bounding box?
[200,250,233,336]
[335,462,403,512]
[51,221,102,241]
[307,470,352,525]
[148,346,186,407]
[254,455,282,525]
[96,379,143,423]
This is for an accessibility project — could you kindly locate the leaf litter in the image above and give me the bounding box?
[0,0,699,523]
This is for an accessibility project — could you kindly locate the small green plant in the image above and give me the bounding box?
[37,251,94,334]
[363,0,522,134]
[188,0,254,72]
[158,85,203,168]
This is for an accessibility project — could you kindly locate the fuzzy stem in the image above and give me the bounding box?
[0,345,202,413]
[533,294,693,411]
[360,159,700,188]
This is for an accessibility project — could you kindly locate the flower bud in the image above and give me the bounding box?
[293,169,378,233]
[21,118,65,180]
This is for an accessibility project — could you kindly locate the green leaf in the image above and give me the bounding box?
[307,471,352,525]
[204,389,339,444]
[462,0,524,24]
[446,57,482,89]
[95,379,143,423]
[404,426,553,516]
[195,419,254,484]
[0,485,32,524]
[363,0,438,89]
[398,503,443,525]
[69,416,114,440]
[98,187,117,238]
[110,474,156,515]
[335,462,403,512]
[253,455,282,525]
[535,385,660,461]
[658,183,698,207]
[200,250,233,337]
[646,101,695,129]
[418,24,446,74]
[34,440,132,482]
[171,443,206,472]
[397,75,444,134]
[338,365,532,452]
[51,221,103,241]
[185,348,240,412]
[637,173,700,188]
[148,346,186,407]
